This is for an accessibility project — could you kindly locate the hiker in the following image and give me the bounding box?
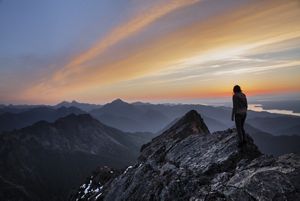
[231,85,248,145]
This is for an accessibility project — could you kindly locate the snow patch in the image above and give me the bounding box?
[81,180,92,199]
[95,192,102,200]
[123,165,133,174]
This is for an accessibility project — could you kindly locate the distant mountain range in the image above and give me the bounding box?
[1,99,299,136]
[0,114,154,201]
[0,104,46,114]
[245,124,300,156]
[55,100,102,112]
[90,99,300,136]
[0,106,85,133]
[247,116,300,136]
[89,98,238,133]
[90,99,170,133]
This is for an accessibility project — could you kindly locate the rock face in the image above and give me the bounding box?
[72,110,300,201]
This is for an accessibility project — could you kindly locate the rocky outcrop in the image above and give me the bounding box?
[69,166,122,201]
[72,110,300,201]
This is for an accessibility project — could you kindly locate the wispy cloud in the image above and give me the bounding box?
[213,60,300,76]
[52,0,200,81]
[21,0,300,103]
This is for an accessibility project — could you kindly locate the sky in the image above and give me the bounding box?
[0,0,300,104]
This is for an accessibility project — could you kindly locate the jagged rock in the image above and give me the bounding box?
[69,166,122,201]
[71,110,300,201]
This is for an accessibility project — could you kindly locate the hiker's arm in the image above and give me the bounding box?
[231,96,236,121]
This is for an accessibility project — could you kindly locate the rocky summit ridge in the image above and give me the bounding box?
[71,110,300,201]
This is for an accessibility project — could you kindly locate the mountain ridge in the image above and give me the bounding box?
[71,110,300,201]
[0,106,85,133]
[55,101,102,112]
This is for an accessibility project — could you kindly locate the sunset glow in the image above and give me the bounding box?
[0,0,300,104]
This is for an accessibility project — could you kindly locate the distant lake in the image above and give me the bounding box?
[248,104,300,117]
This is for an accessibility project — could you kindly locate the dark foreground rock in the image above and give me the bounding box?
[69,166,122,201]
[71,110,300,201]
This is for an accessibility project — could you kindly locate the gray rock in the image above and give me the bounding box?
[72,110,300,201]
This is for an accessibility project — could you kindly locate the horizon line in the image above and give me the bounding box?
[1,92,300,106]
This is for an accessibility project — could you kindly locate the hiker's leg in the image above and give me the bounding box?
[241,113,247,143]
[235,114,243,144]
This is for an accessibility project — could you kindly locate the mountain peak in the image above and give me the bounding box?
[162,110,210,140]
[139,110,211,163]
[111,98,127,104]
[56,100,72,105]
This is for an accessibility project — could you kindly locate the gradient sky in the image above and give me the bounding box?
[1,0,300,104]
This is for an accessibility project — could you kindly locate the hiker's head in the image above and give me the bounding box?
[233,85,242,94]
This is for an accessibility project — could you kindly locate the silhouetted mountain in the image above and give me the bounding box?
[245,124,300,156]
[247,116,300,136]
[0,104,45,115]
[72,110,300,201]
[55,101,102,112]
[279,124,300,136]
[0,114,154,201]
[131,101,152,106]
[90,99,169,132]
[0,106,85,133]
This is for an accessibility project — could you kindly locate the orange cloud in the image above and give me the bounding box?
[22,0,300,103]
[53,0,200,81]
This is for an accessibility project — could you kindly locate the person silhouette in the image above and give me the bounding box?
[231,85,248,145]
